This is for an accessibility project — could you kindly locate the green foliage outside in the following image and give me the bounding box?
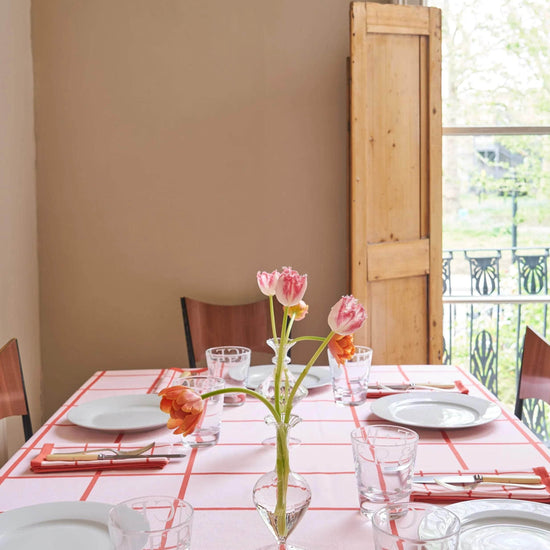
[428,0,550,420]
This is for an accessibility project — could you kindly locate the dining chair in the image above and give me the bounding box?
[0,338,33,441]
[514,326,550,443]
[180,297,284,368]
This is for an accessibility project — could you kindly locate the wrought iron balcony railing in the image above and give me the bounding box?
[443,246,550,442]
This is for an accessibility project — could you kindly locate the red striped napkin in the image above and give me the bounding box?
[30,443,181,473]
[411,467,550,503]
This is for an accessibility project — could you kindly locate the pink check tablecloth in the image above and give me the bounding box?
[1,363,550,549]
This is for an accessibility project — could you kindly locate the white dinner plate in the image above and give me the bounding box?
[246,365,331,390]
[447,499,550,549]
[67,394,167,432]
[370,391,501,429]
[0,501,113,550]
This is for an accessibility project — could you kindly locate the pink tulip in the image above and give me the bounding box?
[328,295,367,335]
[275,267,308,307]
[257,270,281,296]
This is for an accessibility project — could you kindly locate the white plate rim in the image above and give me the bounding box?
[370,391,501,429]
[67,393,166,432]
[447,498,550,548]
[0,501,112,550]
[245,365,331,390]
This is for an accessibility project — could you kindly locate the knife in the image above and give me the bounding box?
[371,382,456,391]
[45,452,187,461]
[413,474,542,485]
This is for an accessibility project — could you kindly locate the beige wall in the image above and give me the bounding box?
[32,0,353,416]
[0,0,41,460]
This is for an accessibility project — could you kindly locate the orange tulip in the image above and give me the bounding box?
[159,385,204,436]
[328,333,355,366]
[288,300,309,321]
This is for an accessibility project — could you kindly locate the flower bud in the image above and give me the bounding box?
[288,300,309,321]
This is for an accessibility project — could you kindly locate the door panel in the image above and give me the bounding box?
[350,3,442,364]
[370,277,428,364]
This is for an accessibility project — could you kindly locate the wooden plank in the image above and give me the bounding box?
[350,2,370,346]
[367,240,430,282]
[428,7,443,363]
[419,35,429,239]
[365,3,430,36]
[370,277,428,363]
[346,56,351,292]
[365,33,421,243]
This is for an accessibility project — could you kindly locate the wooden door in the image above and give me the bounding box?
[349,3,443,364]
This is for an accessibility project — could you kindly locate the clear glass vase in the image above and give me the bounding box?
[262,413,302,447]
[253,420,311,550]
[258,338,308,407]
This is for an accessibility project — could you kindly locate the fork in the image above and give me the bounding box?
[50,441,155,457]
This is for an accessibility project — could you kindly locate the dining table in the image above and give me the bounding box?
[1,362,550,549]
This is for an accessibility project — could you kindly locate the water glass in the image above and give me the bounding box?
[351,424,419,518]
[206,346,251,406]
[108,496,194,550]
[179,375,224,447]
[372,502,461,549]
[328,345,372,406]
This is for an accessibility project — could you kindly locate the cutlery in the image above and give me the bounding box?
[413,474,543,487]
[45,452,187,461]
[372,382,457,391]
[48,441,156,457]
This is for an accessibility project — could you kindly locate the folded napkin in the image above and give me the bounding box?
[30,443,182,473]
[411,467,550,504]
[367,380,469,398]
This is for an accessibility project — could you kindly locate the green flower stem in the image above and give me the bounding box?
[275,420,290,539]
[284,331,335,422]
[283,312,297,406]
[290,335,325,343]
[273,308,290,416]
[285,315,296,341]
[269,295,277,341]
[201,387,279,420]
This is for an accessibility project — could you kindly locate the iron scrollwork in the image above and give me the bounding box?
[471,329,498,395]
[522,398,549,444]
[514,250,549,442]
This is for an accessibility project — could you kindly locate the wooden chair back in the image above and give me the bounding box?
[514,326,550,420]
[181,297,283,368]
[0,338,33,441]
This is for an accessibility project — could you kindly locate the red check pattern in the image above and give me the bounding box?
[0,364,549,549]
[366,379,469,398]
[30,442,182,473]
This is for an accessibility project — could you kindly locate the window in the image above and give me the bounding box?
[426,0,550,251]
[426,1,550,423]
